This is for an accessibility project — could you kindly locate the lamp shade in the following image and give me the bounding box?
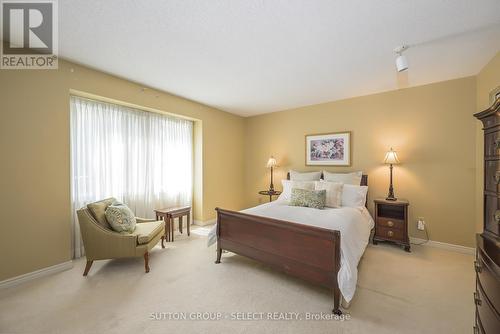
[266,156,277,168]
[396,54,408,72]
[384,149,400,164]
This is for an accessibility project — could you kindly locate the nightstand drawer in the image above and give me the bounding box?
[377,217,405,230]
[376,226,405,241]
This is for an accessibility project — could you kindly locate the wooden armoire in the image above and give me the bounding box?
[473,98,500,334]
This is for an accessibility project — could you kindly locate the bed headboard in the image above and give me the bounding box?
[286,172,369,207]
[286,172,368,186]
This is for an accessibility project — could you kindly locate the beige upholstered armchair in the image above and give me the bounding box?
[77,198,165,276]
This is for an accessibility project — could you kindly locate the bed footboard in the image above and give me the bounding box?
[214,207,342,314]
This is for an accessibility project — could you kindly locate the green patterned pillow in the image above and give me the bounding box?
[290,188,326,209]
[105,203,137,233]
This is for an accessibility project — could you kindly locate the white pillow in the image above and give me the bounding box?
[323,171,363,185]
[278,180,315,202]
[342,184,368,207]
[314,181,343,208]
[289,170,322,181]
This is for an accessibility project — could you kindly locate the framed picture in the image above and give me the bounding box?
[305,132,351,166]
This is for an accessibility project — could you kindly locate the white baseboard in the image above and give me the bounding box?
[0,260,73,289]
[193,219,216,226]
[410,237,475,255]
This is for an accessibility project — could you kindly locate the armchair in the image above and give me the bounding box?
[77,198,165,276]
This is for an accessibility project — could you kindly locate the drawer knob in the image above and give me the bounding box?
[474,292,482,306]
[495,210,500,223]
[387,230,394,237]
[494,138,500,149]
[474,260,482,273]
[387,221,394,227]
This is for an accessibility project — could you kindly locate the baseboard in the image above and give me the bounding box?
[0,260,73,289]
[409,237,475,255]
[193,219,216,226]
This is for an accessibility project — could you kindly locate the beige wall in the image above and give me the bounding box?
[0,59,245,281]
[477,52,500,111]
[475,52,500,232]
[244,77,477,247]
[1,53,499,281]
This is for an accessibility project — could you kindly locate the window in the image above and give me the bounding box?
[70,95,193,257]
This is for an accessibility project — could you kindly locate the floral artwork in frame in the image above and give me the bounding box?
[305,132,351,166]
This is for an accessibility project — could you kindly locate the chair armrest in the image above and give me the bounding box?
[136,217,157,223]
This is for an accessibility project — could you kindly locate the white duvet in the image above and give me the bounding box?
[207,200,374,302]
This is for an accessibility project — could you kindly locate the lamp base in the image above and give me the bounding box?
[386,164,397,201]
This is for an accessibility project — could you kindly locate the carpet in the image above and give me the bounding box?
[0,227,475,334]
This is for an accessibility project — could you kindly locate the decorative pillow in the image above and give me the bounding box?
[278,180,315,202]
[323,171,363,185]
[342,184,368,207]
[87,197,116,229]
[105,203,137,233]
[290,188,326,209]
[314,181,343,208]
[289,170,322,181]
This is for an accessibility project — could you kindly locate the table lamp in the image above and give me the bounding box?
[266,156,277,191]
[384,148,400,201]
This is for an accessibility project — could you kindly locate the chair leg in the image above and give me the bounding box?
[161,235,165,248]
[83,260,93,276]
[144,252,150,273]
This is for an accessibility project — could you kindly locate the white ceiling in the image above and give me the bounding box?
[60,0,500,116]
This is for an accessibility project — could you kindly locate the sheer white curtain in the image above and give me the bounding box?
[70,96,193,258]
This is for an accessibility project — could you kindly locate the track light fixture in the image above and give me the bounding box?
[394,45,409,72]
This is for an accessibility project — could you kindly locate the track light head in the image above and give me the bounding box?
[395,54,408,72]
[394,45,409,72]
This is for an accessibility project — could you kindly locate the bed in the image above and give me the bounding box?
[211,173,372,314]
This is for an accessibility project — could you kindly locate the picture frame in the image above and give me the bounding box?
[305,131,351,166]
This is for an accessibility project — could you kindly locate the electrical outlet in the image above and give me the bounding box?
[417,218,425,231]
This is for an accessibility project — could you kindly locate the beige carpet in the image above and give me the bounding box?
[0,228,474,334]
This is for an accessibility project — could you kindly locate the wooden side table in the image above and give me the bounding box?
[373,198,410,252]
[258,190,282,202]
[154,206,191,242]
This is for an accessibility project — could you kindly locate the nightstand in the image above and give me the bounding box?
[373,198,410,252]
[258,190,282,202]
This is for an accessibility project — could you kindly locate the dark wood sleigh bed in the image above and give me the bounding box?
[214,173,368,315]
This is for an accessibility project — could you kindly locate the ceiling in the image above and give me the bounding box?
[60,0,500,116]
